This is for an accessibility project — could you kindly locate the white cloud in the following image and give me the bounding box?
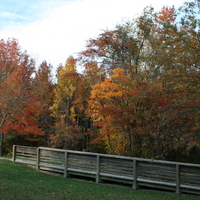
[0,0,186,73]
[0,11,24,19]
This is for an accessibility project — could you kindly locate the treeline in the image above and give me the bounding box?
[0,1,200,163]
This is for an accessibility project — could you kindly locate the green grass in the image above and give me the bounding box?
[0,159,199,200]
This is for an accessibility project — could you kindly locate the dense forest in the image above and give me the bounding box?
[0,1,200,163]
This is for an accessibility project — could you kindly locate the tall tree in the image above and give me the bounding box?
[87,68,150,155]
[34,61,55,146]
[79,25,141,76]
[0,38,44,155]
[143,1,200,160]
[79,0,200,160]
[50,56,84,150]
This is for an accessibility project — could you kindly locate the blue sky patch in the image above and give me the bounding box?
[0,0,65,28]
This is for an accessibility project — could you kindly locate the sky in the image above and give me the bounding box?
[0,0,187,73]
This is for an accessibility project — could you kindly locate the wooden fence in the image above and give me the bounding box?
[12,145,200,196]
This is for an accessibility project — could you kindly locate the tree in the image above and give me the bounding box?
[157,1,199,156]
[79,25,141,76]
[50,56,84,150]
[141,1,200,160]
[146,2,200,75]
[34,61,55,146]
[0,38,44,155]
[87,68,149,155]
[75,1,200,160]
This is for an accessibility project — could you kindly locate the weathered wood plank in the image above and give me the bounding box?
[16,152,37,157]
[101,167,132,174]
[138,178,176,187]
[40,149,64,155]
[138,182,176,191]
[138,170,175,176]
[67,164,96,171]
[137,162,176,172]
[100,166,133,174]
[15,159,36,165]
[68,154,96,162]
[40,156,64,162]
[137,171,176,181]
[100,172,133,181]
[100,162,133,169]
[39,163,64,170]
[181,175,200,183]
[67,168,96,175]
[181,184,200,190]
[40,152,65,159]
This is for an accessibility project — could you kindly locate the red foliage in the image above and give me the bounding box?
[0,38,45,143]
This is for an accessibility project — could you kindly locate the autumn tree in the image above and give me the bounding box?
[50,56,85,150]
[87,69,148,155]
[1,1,198,162]
[142,1,200,160]
[82,62,106,85]
[78,0,200,161]
[34,61,55,146]
[145,1,200,75]
[0,38,44,155]
[79,25,142,76]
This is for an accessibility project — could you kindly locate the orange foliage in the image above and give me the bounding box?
[156,6,177,23]
[0,38,45,144]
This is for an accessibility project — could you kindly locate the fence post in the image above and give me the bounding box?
[133,159,137,189]
[96,155,101,183]
[36,148,40,170]
[176,164,180,195]
[64,151,69,178]
[12,145,17,162]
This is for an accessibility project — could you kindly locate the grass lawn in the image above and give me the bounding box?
[0,159,199,200]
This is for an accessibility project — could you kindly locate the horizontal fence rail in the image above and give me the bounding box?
[12,145,200,196]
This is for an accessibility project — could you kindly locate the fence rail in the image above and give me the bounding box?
[12,145,200,196]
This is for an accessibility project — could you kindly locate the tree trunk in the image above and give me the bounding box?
[0,132,3,156]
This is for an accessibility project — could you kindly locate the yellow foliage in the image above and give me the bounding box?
[50,56,79,123]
